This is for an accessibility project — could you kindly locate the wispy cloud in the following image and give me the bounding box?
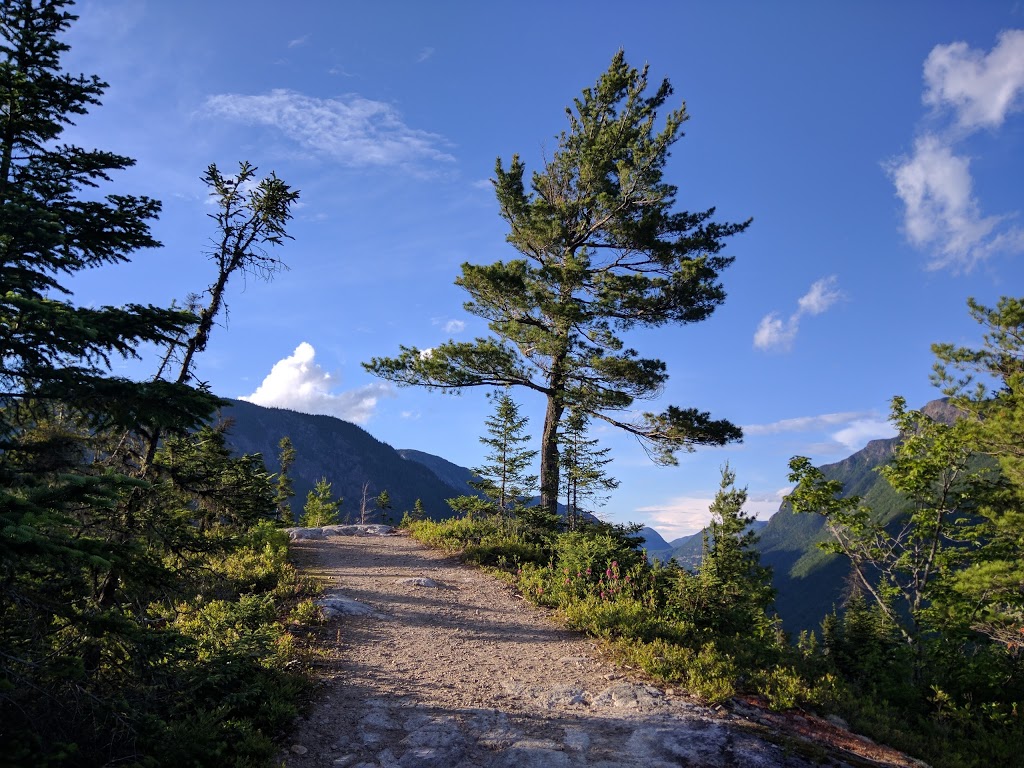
[635,492,783,539]
[743,409,871,436]
[287,34,310,49]
[239,342,392,424]
[831,418,896,452]
[416,47,435,63]
[203,89,455,168]
[744,408,895,454]
[753,276,842,352]
[889,30,1024,271]
[443,319,465,333]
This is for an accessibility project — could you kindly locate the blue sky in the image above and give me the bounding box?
[61,1,1024,539]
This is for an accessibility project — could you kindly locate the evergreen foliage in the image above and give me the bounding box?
[932,296,1024,650]
[276,435,297,524]
[0,3,308,762]
[448,390,538,519]
[673,465,775,637]
[365,51,746,514]
[301,477,342,527]
[375,488,392,523]
[559,407,618,529]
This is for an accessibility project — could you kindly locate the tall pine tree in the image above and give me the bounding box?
[366,52,746,515]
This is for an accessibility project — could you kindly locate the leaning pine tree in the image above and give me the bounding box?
[366,52,747,515]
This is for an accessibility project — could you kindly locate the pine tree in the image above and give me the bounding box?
[476,390,538,515]
[375,489,392,524]
[365,52,746,515]
[559,408,618,530]
[679,466,774,636]
[932,296,1024,650]
[301,478,342,527]
[275,436,297,524]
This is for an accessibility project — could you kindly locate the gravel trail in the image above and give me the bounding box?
[281,530,921,768]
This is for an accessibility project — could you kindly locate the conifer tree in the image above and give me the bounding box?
[301,478,342,527]
[559,407,618,529]
[932,296,1024,649]
[677,466,774,636]
[366,52,746,515]
[375,489,392,524]
[275,436,297,524]
[476,390,538,515]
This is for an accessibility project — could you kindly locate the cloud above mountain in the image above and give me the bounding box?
[240,342,391,424]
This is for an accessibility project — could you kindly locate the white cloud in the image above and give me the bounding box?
[416,47,435,63]
[797,276,843,315]
[923,30,1024,131]
[239,342,392,424]
[888,135,1017,271]
[287,35,310,49]
[890,31,1024,271]
[831,418,897,453]
[743,408,895,454]
[753,276,841,352]
[634,494,780,539]
[753,312,795,352]
[443,319,465,333]
[743,410,871,436]
[203,89,454,168]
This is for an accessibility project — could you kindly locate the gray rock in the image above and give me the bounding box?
[397,577,443,588]
[493,745,570,768]
[286,524,396,541]
[625,720,727,766]
[592,682,665,711]
[317,593,379,618]
[398,721,467,767]
[563,727,590,751]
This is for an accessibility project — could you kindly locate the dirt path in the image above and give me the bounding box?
[281,530,922,768]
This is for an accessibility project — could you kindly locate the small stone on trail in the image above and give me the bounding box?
[397,577,442,588]
[317,593,378,618]
[289,743,308,755]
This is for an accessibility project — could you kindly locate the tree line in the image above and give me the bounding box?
[1,1,312,763]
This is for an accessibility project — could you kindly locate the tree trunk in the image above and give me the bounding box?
[540,391,563,516]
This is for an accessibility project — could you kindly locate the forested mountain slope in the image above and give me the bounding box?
[757,398,961,634]
[221,400,467,521]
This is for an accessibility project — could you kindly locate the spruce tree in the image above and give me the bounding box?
[932,296,1024,650]
[366,51,746,514]
[474,390,538,515]
[559,407,618,530]
[275,436,297,524]
[680,466,774,636]
[301,478,342,527]
[375,489,392,524]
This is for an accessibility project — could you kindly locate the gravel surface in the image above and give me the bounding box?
[281,529,924,768]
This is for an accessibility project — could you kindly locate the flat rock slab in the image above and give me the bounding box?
[285,533,918,768]
[287,524,396,541]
